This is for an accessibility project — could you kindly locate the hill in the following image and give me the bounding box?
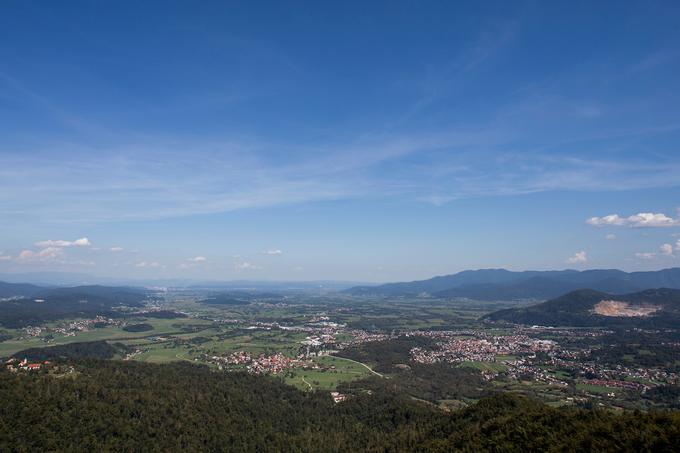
[0,281,45,299]
[345,268,680,300]
[0,285,149,328]
[483,288,680,327]
[12,341,122,361]
[1,360,678,451]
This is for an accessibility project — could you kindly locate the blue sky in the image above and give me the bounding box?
[1,1,680,282]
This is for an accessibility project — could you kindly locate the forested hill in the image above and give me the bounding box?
[345,268,680,300]
[0,281,45,299]
[484,288,680,327]
[0,285,150,328]
[1,360,679,452]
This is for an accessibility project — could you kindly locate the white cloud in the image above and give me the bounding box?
[135,261,161,268]
[235,261,262,270]
[262,249,283,256]
[604,233,616,240]
[586,214,626,227]
[628,213,679,228]
[675,239,680,251]
[0,254,11,261]
[18,247,64,261]
[566,251,587,264]
[587,212,679,228]
[635,252,656,260]
[179,256,207,269]
[35,237,92,248]
[660,243,674,256]
[109,246,124,252]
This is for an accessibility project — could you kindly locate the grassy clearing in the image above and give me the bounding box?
[284,355,372,391]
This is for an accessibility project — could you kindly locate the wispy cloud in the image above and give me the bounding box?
[179,256,208,269]
[18,247,64,262]
[2,133,680,225]
[235,261,262,271]
[35,237,91,248]
[135,261,162,268]
[634,252,656,260]
[631,49,680,72]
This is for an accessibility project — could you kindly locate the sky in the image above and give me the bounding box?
[1,1,680,282]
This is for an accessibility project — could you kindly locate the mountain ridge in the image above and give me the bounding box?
[345,268,680,300]
[483,287,680,327]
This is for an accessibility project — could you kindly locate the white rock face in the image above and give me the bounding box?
[592,300,661,317]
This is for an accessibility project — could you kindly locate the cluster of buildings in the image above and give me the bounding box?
[22,316,121,340]
[23,326,43,338]
[330,391,347,403]
[209,351,306,375]
[410,332,556,365]
[338,330,395,348]
[582,379,645,391]
[399,326,679,397]
[5,357,48,372]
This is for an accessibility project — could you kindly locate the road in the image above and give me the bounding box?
[301,376,313,390]
[336,357,384,378]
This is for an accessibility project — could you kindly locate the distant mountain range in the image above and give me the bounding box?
[344,268,680,300]
[0,272,366,292]
[483,288,680,328]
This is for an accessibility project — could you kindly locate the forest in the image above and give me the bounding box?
[1,359,679,452]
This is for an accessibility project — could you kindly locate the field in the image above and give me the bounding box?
[284,356,372,390]
[0,318,214,357]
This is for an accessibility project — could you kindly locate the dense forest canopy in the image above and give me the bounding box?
[0,285,149,328]
[0,360,679,452]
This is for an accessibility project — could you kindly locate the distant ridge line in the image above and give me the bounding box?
[344,267,680,300]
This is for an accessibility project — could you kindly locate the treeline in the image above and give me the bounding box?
[0,360,678,452]
[134,310,187,319]
[12,341,125,361]
[122,323,154,332]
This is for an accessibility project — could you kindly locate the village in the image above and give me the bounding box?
[404,327,679,393]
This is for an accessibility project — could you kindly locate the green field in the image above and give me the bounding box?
[0,317,214,357]
[284,355,371,391]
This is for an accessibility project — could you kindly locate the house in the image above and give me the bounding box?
[330,392,346,403]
